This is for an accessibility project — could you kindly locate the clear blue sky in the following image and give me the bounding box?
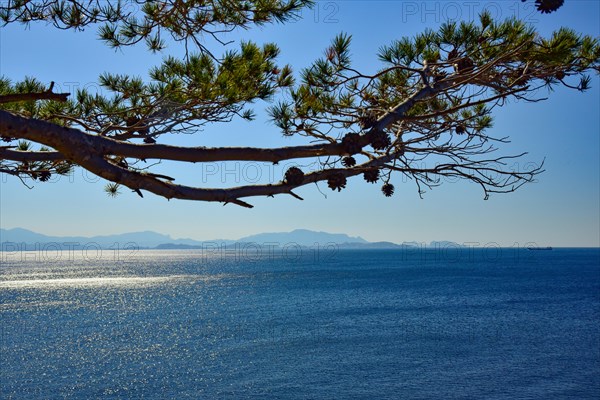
[1,1,599,247]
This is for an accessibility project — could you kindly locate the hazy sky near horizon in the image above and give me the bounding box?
[0,1,599,247]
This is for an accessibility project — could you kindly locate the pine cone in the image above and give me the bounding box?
[455,124,466,135]
[447,48,459,61]
[1,136,14,143]
[382,183,395,197]
[433,70,448,83]
[534,0,564,14]
[39,171,51,182]
[342,156,356,168]
[126,116,149,135]
[454,57,474,74]
[555,71,565,80]
[341,132,363,155]
[368,131,391,150]
[327,173,347,192]
[143,136,156,144]
[358,112,377,130]
[363,168,380,184]
[284,166,304,185]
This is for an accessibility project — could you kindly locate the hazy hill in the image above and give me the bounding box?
[0,228,203,248]
[1,227,461,250]
[237,229,368,247]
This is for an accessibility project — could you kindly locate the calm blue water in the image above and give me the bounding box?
[0,247,599,399]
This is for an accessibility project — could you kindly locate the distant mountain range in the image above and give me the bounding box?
[238,229,367,246]
[0,227,202,249]
[0,227,460,250]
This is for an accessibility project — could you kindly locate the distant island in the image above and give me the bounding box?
[0,227,464,251]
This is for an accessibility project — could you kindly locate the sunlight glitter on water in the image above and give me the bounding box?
[0,275,208,289]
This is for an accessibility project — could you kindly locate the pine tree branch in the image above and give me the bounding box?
[76,148,399,207]
[0,108,401,207]
[0,81,438,165]
[0,82,70,104]
[0,92,70,104]
[0,148,65,162]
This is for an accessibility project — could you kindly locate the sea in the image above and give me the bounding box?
[0,246,598,399]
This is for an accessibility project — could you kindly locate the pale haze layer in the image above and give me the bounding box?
[0,1,598,247]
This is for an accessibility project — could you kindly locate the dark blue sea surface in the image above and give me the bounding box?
[0,247,599,399]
